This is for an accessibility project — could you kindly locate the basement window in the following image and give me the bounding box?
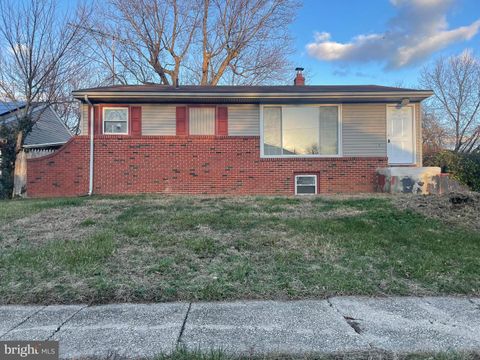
[295,175,317,195]
[103,107,129,134]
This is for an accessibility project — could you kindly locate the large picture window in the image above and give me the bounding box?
[103,107,129,134]
[262,105,340,156]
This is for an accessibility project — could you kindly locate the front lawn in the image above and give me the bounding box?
[156,349,479,360]
[0,194,478,304]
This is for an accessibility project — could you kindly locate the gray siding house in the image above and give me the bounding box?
[0,102,72,151]
[0,102,72,195]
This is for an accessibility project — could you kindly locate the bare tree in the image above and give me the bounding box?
[49,60,103,134]
[420,51,480,153]
[422,108,449,157]
[197,0,296,85]
[0,0,91,196]
[86,0,297,86]
[84,0,200,85]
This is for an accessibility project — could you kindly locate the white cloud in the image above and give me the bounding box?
[395,20,480,67]
[306,0,480,68]
[332,68,377,78]
[313,32,331,42]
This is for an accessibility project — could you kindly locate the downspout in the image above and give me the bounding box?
[84,95,94,196]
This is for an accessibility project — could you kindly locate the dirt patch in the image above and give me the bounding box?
[273,206,366,219]
[393,192,480,232]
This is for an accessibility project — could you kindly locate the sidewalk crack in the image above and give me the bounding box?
[468,298,480,310]
[0,306,47,339]
[47,305,89,340]
[326,298,341,314]
[344,317,362,334]
[326,298,375,349]
[327,298,364,333]
[176,302,192,346]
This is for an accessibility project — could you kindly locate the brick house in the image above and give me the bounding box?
[27,70,433,197]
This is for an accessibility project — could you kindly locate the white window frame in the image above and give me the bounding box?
[103,107,129,135]
[259,104,342,158]
[294,175,317,195]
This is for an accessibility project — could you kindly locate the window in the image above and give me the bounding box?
[263,107,282,155]
[283,107,320,155]
[189,107,215,135]
[262,106,340,156]
[295,175,317,195]
[103,107,129,134]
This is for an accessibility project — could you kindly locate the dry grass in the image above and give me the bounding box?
[0,194,479,304]
[157,347,480,360]
[393,192,480,232]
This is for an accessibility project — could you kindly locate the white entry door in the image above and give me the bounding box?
[387,105,415,164]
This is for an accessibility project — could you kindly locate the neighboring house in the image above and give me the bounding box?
[26,69,433,197]
[0,102,72,152]
[0,102,72,195]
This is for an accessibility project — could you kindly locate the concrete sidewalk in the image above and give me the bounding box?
[1,297,479,358]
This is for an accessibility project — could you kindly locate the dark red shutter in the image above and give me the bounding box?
[176,106,188,135]
[94,106,102,135]
[130,106,142,136]
[216,106,228,136]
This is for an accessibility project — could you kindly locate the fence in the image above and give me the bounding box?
[26,148,57,159]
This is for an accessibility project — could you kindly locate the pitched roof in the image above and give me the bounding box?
[74,84,427,94]
[0,104,72,148]
[72,84,433,104]
[0,101,26,116]
[23,107,72,147]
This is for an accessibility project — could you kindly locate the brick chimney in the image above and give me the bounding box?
[294,67,305,86]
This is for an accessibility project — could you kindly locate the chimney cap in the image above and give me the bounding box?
[294,67,305,86]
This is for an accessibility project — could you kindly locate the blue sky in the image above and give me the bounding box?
[57,0,479,87]
[293,0,480,87]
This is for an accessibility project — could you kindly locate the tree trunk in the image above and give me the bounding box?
[200,0,210,85]
[11,130,24,198]
[13,149,27,197]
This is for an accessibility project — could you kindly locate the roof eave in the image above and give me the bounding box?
[23,141,68,148]
[72,91,434,103]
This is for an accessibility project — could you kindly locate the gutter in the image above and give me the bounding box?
[72,90,434,100]
[84,95,94,196]
[23,141,69,148]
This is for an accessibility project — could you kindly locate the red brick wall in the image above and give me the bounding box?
[27,136,387,197]
[27,137,90,197]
